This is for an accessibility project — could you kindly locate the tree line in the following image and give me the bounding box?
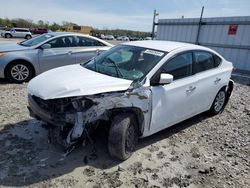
[0,17,150,38]
[0,17,65,31]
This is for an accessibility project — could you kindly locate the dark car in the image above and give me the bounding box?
[30,28,48,34]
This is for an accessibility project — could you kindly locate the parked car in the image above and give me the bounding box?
[0,32,112,82]
[144,36,152,40]
[0,24,7,31]
[129,36,139,41]
[30,28,48,35]
[100,34,105,39]
[1,28,32,39]
[117,36,130,41]
[27,40,234,160]
[105,35,115,40]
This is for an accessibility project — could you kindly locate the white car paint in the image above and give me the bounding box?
[28,40,233,144]
[28,64,132,100]
[144,43,233,136]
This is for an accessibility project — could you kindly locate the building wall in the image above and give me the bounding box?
[66,26,93,35]
[156,16,250,71]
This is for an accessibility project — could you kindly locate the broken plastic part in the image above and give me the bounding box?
[66,112,85,144]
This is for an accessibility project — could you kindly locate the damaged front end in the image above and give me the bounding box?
[28,94,98,148]
[28,86,152,150]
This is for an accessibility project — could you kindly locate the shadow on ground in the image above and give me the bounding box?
[0,112,209,187]
[0,78,10,84]
[231,75,250,86]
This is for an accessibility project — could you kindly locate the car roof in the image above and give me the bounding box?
[124,40,207,52]
[48,32,95,37]
[44,32,113,46]
[13,27,29,30]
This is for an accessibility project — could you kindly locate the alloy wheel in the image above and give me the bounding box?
[214,91,226,112]
[10,64,30,81]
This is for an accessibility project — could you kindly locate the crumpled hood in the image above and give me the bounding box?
[0,43,30,52]
[28,64,133,100]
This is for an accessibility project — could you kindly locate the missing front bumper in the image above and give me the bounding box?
[27,95,74,126]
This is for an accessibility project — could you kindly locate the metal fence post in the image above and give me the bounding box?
[152,10,156,39]
[195,6,204,44]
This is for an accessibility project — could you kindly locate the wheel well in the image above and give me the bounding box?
[108,107,145,136]
[227,80,234,94]
[5,33,12,37]
[221,85,227,91]
[4,60,36,77]
[224,80,234,106]
[211,81,234,110]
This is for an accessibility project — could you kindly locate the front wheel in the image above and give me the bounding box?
[6,62,34,83]
[25,35,32,39]
[5,33,11,38]
[108,113,138,160]
[209,89,226,115]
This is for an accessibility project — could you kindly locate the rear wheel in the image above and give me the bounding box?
[108,113,138,160]
[6,61,34,83]
[209,89,226,115]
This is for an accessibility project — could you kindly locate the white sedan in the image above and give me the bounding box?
[27,40,234,160]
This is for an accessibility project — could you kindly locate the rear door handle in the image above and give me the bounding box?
[68,51,72,55]
[186,86,196,93]
[214,77,221,84]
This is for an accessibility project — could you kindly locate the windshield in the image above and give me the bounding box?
[19,34,54,47]
[84,45,166,81]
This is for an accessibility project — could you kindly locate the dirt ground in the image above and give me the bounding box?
[0,76,249,188]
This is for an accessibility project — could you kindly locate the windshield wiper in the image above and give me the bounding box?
[106,57,124,78]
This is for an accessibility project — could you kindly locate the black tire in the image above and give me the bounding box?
[5,61,34,83]
[25,35,32,39]
[5,33,12,38]
[108,113,138,160]
[209,89,226,115]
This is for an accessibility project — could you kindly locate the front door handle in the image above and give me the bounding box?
[186,86,196,93]
[68,51,72,55]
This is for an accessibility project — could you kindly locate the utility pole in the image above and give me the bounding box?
[195,6,204,44]
[152,9,157,39]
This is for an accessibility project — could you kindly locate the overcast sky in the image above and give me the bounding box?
[0,0,249,31]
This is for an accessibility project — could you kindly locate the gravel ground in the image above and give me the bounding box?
[0,77,249,188]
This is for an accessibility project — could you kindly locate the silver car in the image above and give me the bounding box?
[1,28,32,39]
[0,32,112,82]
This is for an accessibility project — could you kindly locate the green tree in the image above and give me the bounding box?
[49,22,61,31]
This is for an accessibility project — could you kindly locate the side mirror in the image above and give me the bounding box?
[40,43,51,49]
[96,49,101,56]
[159,73,173,85]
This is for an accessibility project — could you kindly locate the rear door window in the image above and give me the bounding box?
[75,36,106,47]
[213,54,222,67]
[194,51,216,73]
